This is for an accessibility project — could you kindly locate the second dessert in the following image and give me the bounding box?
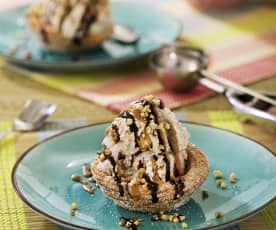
[27,0,113,52]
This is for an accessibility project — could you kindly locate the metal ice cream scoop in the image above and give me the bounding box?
[149,44,276,125]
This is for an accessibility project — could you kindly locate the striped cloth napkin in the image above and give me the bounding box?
[2,0,276,112]
[0,111,275,229]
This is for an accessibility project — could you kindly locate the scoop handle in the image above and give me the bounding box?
[198,77,226,94]
[201,70,276,106]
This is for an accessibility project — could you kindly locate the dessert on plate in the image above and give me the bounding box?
[26,0,113,52]
[91,95,209,212]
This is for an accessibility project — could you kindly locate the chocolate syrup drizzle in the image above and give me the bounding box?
[158,99,164,109]
[59,4,71,31]
[118,152,125,160]
[141,100,157,123]
[120,111,139,148]
[143,174,159,203]
[111,124,120,143]
[141,100,165,148]
[174,180,185,199]
[72,5,96,46]
[163,154,170,181]
[40,28,49,44]
[137,160,143,169]
[104,155,124,196]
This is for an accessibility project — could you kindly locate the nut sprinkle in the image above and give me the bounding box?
[71,174,96,194]
[119,216,142,229]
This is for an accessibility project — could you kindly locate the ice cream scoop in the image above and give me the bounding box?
[91,95,209,212]
[26,0,113,52]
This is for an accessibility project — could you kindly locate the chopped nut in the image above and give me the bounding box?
[161,214,169,221]
[105,127,111,136]
[215,211,223,218]
[202,189,209,198]
[220,181,227,189]
[82,180,89,185]
[172,217,179,222]
[179,215,186,222]
[70,202,77,210]
[71,174,82,182]
[88,177,96,183]
[146,126,151,134]
[138,178,146,184]
[110,125,120,143]
[99,154,105,161]
[158,123,164,129]
[151,214,159,221]
[181,222,188,228]
[126,118,133,125]
[168,215,174,222]
[104,148,112,155]
[149,122,158,129]
[125,221,132,228]
[213,170,223,178]
[70,209,76,216]
[164,122,170,130]
[119,216,141,228]
[143,95,154,101]
[229,172,236,183]
[133,220,140,225]
[119,220,125,226]
[82,163,92,177]
[140,112,147,118]
[152,98,161,106]
[134,103,143,110]
[82,184,96,194]
[144,105,151,113]
[119,217,127,226]
[131,217,142,223]
[137,168,146,175]
[216,179,224,186]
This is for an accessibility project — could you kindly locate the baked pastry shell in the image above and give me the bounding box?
[91,143,209,213]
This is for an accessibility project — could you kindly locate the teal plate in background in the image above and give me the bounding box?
[0,1,180,71]
[12,122,276,230]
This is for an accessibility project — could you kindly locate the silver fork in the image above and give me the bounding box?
[0,99,56,140]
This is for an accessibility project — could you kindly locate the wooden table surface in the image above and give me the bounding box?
[1,65,275,230]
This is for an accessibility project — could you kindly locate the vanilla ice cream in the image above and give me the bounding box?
[91,95,209,212]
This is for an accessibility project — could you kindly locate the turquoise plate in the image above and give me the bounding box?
[12,122,276,230]
[0,2,180,71]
